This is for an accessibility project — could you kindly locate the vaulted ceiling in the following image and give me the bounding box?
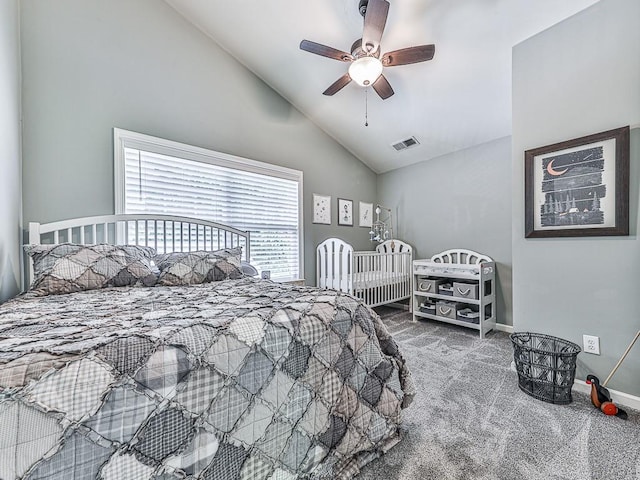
[165,0,599,173]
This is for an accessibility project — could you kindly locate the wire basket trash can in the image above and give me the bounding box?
[510,332,581,405]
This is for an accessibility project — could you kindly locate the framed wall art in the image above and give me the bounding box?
[524,126,629,238]
[313,194,331,225]
[359,201,373,228]
[338,198,353,226]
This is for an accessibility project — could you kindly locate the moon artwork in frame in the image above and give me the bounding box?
[313,194,331,225]
[524,126,629,238]
[338,198,353,226]
[359,201,373,228]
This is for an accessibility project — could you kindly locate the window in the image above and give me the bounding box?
[114,128,303,280]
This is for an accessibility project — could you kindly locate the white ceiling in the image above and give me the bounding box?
[165,0,598,173]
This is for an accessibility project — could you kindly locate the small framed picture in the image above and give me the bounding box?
[359,201,373,228]
[338,198,353,226]
[313,194,331,225]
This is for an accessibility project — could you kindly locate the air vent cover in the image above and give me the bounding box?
[391,136,420,152]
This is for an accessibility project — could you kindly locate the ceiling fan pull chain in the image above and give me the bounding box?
[365,87,369,127]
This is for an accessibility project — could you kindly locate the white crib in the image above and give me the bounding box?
[316,238,413,309]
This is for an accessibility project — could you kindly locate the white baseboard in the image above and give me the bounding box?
[494,323,514,334]
[508,362,640,411]
[573,379,640,411]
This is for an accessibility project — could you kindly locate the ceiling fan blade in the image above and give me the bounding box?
[372,74,394,100]
[382,44,436,66]
[323,73,352,96]
[362,0,389,54]
[300,40,354,62]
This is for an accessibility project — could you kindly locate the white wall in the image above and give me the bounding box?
[20,0,377,285]
[0,0,22,302]
[378,137,513,326]
[513,0,640,396]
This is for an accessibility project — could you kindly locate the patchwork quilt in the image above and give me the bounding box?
[0,277,415,480]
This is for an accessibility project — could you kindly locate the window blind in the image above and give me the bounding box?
[117,131,302,280]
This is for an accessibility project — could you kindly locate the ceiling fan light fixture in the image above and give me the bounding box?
[348,56,383,87]
[300,0,434,100]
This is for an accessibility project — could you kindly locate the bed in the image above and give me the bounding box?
[0,214,415,480]
[316,238,413,309]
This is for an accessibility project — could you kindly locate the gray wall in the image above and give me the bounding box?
[513,0,640,396]
[0,0,22,303]
[377,137,513,326]
[20,0,377,285]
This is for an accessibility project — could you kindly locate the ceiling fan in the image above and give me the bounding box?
[300,0,435,100]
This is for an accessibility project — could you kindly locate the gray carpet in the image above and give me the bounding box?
[358,307,640,480]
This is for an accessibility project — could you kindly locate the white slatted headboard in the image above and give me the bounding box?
[27,214,251,286]
[316,237,353,293]
[430,248,493,264]
[376,239,413,255]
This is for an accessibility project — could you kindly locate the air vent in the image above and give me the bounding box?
[391,136,420,152]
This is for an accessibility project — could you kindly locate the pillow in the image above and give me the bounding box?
[154,247,243,286]
[25,243,159,296]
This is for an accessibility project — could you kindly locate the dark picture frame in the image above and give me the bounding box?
[524,126,630,238]
[337,198,353,226]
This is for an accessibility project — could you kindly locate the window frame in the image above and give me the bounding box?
[113,127,304,280]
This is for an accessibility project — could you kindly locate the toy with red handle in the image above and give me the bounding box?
[586,375,627,419]
[586,330,639,420]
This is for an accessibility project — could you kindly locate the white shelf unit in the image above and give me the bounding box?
[412,251,496,338]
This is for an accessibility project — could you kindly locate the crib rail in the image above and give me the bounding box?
[352,250,412,308]
[316,237,413,309]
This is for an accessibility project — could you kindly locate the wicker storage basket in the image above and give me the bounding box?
[510,332,581,405]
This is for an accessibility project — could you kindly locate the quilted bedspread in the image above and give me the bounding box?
[0,277,415,480]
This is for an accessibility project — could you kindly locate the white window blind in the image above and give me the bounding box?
[114,129,303,280]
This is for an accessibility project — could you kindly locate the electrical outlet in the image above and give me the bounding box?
[583,335,600,355]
